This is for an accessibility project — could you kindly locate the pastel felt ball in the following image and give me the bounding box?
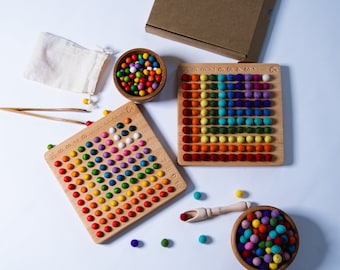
[252,257,261,267]
[262,74,270,81]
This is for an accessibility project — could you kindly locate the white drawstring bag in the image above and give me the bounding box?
[24,32,112,95]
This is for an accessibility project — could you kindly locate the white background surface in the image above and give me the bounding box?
[0,0,339,269]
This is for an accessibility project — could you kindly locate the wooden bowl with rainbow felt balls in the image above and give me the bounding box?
[231,205,299,270]
[113,48,167,102]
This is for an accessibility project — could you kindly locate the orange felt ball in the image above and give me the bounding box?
[246,212,256,221]
[191,74,200,81]
[264,144,272,152]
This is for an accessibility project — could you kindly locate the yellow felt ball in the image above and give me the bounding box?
[269,263,278,270]
[82,98,90,105]
[264,135,272,143]
[273,254,282,264]
[200,83,207,90]
[252,219,260,228]
[200,74,208,81]
[228,136,236,143]
[210,136,218,143]
[235,189,244,198]
[255,135,262,143]
[237,136,245,143]
[93,189,100,196]
[97,197,105,204]
[102,109,110,116]
[110,200,118,207]
[200,92,208,99]
[219,136,227,143]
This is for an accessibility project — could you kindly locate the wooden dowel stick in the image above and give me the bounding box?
[0,107,88,125]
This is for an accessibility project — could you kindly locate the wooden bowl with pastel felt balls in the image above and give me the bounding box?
[113,48,167,102]
[231,205,299,270]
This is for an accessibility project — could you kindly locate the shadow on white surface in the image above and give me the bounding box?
[290,214,327,270]
[281,65,294,166]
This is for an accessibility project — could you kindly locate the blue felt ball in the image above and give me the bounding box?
[198,235,208,244]
[193,191,202,200]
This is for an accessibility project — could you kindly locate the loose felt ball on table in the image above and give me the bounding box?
[198,234,208,244]
[161,238,170,247]
[47,144,54,150]
[235,189,244,198]
[193,191,202,200]
[130,239,139,247]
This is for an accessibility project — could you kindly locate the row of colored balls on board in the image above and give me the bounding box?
[183,90,271,101]
[182,108,272,119]
[184,99,272,109]
[181,134,273,144]
[182,99,272,116]
[182,153,274,162]
[181,73,271,82]
[182,116,273,126]
[182,144,273,154]
[182,127,273,136]
[181,81,271,91]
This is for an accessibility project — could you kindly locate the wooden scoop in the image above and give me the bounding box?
[180,201,252,223]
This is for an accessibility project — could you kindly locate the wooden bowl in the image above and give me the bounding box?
[231,206,299,270]
[113,48,167,102]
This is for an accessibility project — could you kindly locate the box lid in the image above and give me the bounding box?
[146,0,275,62]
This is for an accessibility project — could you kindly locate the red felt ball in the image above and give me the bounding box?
[182,83,191,90]
[180,213,188,221]
[181,74,191,81]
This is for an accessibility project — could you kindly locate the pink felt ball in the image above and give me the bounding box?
[244,242,254,250]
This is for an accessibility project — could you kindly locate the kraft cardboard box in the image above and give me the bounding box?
[145,0,275,62]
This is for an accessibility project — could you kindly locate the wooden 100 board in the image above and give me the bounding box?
[177,63,284,166]
[45,102,187,243]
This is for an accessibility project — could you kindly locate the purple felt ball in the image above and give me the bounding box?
[245,90,252,98]
[263,91,270,99]
[245,82,253,90]
[264,254,272,263]
[254,91,262,98]
[245,74,252,81]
